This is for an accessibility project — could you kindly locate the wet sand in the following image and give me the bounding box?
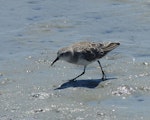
[0,0,150,120]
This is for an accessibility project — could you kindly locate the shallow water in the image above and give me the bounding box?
[0,0,150,120]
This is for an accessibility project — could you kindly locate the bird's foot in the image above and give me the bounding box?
[101,75,107,81]
[68,79,76,82]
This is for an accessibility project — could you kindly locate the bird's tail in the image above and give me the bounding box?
[103,42,120,52]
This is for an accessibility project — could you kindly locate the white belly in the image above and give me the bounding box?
[76,58,92,66]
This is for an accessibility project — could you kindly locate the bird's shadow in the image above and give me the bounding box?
[54,77,116,90]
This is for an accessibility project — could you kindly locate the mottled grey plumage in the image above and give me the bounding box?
[51,41,120,81]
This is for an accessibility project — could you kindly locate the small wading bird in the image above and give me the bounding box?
[51,41,120,82]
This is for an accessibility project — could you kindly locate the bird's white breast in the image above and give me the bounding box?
[76,58,92,66]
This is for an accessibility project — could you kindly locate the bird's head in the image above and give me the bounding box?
[51,47,72,66]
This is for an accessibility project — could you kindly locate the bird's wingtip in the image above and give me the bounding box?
[116,42,120,45]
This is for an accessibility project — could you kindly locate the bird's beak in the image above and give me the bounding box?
[51,57,59,66]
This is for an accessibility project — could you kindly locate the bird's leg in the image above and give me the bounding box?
[69,66,86,82]
[97,60,106,80]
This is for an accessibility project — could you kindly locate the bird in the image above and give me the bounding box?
[51,41,120,82]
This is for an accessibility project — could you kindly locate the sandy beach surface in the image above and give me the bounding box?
[0,0,150,120]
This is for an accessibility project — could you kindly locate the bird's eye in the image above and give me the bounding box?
[60,52,70,57]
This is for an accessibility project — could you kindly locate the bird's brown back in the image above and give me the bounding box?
[71,42,120,62]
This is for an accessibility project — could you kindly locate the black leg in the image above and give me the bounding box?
[69,66,86,82]
[97,60,106,80]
